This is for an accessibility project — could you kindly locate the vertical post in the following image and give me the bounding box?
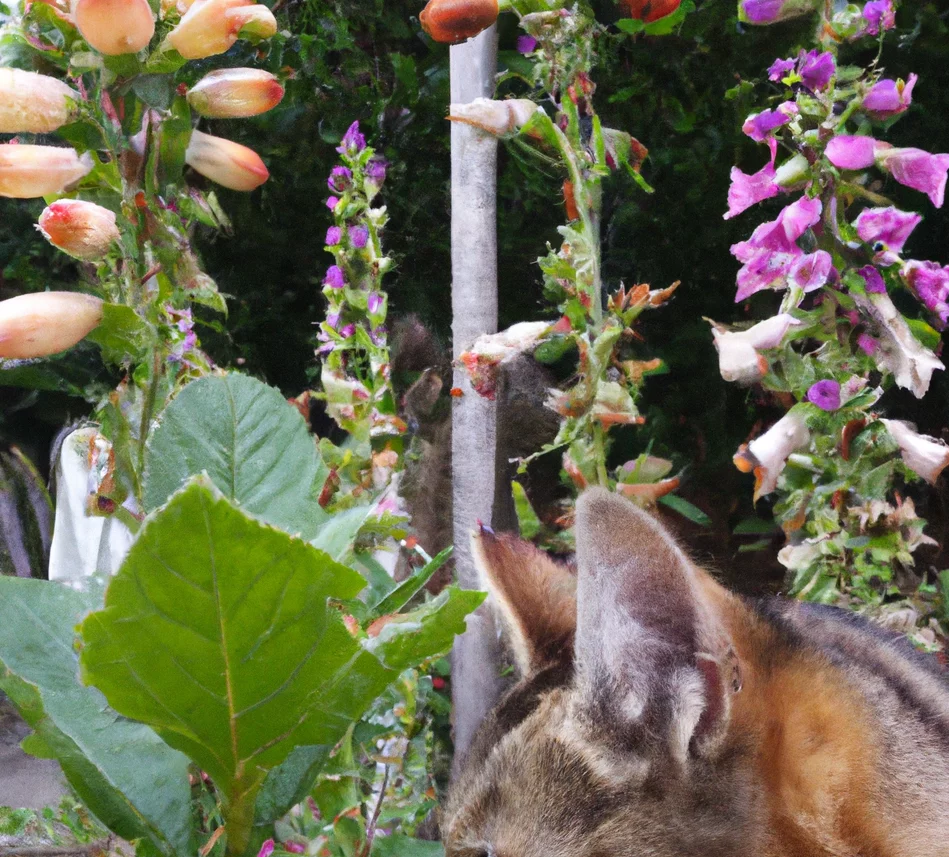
[449,24,504,773]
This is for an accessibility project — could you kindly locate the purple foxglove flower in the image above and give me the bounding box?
[825,135,879,170]
[369,325,387,346]
[516,35,537,54]
[859,0,895,36]
[336,121,366,155]
[724,162,780,220]
[857,333,877,355]
[863,74,917,120]
[349,225,369,248]
[325,311,341,329]
[328,166,353,193]
[731,196,822,300]
[325,226,342,245]
[742,102,797,161]
[339,323,356,338]
[768,56,795,81]
[875,146,949,208]
[806,379,841,411]
[854,206,921,265]
[738,0,817,25]
[789,250,833,292]
[902,260,949,326]
[326,195,339,210]
[367,291,383,314]
[323,265,345,289]
[857,264,886,294]
[366,157,387,187]
[317,340,335,356]
[798,50,835,92]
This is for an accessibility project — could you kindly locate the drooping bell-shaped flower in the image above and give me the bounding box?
[733,409,811,500]
[825,135,879,170]
[187,68,284,118]
[225,3,277,39]
[710,313,800,384]
[0,145,93,198]
[184,130,269,191]
[875,146,949,209]
[447,97,539,137]
[419,0,499,44]
[73,0,155,55]
[863,74,917,120]
[901,260,949,327]
[724,163,779,220]
[738,0,818,25]
[0,291,103,358]
[37,199,119,261]
[880,419,949,484]
[853,206,921,265]
[858,0,895,37]
[167,0,251,59]
[336,121,366,156]
[0,69,78,134]
[797,50,835,92]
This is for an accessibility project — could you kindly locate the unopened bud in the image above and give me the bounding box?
[774,153,810,189]
[0,69,78,134]
[0,291,103,359]
[187,68,284,118]
[73,0,155,55]
[0,145,93,199]
[167,0,260,59]
[419,0,498,43]
[37,200,120,261]
[185,130,269,191]
[226,4,277,39]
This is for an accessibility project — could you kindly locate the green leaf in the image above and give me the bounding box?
[309,505,375,562]
[370,546,453,617]
[732,516,778,536]
[0,578,193,855]
[131,74,174,110]
[642,0,695,35]
[86,303,156,366]
[372,835,444,857]
[658,494,711,527]
[79,478,392,855]
[512,481,542,540]
[142,372,329,539]
[905,317,942,351]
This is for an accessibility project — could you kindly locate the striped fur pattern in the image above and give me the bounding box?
[444,488,949,857]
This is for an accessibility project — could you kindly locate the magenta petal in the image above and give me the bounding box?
[857,265,886,294]
[860,0,895,36]
[724,162,780,220]
[876,147,949,208]
[854,206,921,258]
[768,57,795,81]
[798,50,835,92]
[863,75,916,119]
[902,260,949,323]
[742,102,797,143]
[825,135,880,170]
[789,250,833,292]
[806,379,841,411]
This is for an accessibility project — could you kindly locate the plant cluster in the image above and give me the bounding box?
[714,0,949,643]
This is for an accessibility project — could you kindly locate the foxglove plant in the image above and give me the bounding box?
[716,0,948,643]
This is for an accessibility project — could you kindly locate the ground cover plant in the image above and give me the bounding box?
[0,0,947,855]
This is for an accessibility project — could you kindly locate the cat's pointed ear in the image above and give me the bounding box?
[472,526,576,677]
[574,489,737,760]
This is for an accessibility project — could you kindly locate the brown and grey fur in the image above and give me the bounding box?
[444,488,949,857]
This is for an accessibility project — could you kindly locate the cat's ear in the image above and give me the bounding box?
[472,526,576,677]
[573,489,737,760]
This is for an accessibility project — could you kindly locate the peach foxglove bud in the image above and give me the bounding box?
[37,200,120,261]
[187,68,284,118]
[734,409,810,500]
[167,0,252,59]
[0,291,103,358]
[185,130,269,191]
[420,0,497,43]
[0,69,78,134]
[73,0,155,55]
[0,145,93,198]
[448,97,539,137]
[880,419,949,484]
[225,4,276,39]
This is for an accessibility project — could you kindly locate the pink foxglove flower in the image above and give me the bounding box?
[738,0,818,25]
[901,260,949,327]
[825,135,879,170]
[733,409,810,500]
[798,50,835,92]
[743,102,797,145]
[724,162,779,220]
[858,0,895,37]
[768,57,795,81]
[881,419,949,484]
[731,196,822,300]
[854,206,921,265]
[336,121,366,155]
[857,265,887,294]
[788,250,833,292]
[875,146,949,208]
[863,74,917,120]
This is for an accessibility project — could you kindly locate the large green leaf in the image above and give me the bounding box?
[142,373,329,539]
[79,478,391,855]
[0,578,193,856]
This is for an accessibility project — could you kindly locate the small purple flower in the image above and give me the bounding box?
[739,0,816,24]
[724,163,780,220]
[317,340,335,356]
[806,379,841,411]
[516,35,537,54]
[875,146,949,208]
[369,325,387,346]
[328,166,353,193]
[367,291,383,314]
[339,323,356,338]
[902,260,949,326]
[857,333,878,355]
[789,250,833,292]
[742,102,797,162]
[325,226,342,246]
[826,135,880,170]
[325,311,341,329]
[326,196,339,211]
[863,74,917,120]
[860,0,895,36]
[853,206,921,265]
[857,265,887,294]
[366,157,387,187]
[257,841,275,857]
[768,56,796,81]
[323,265,345,289]
[336,121,366,155]
[798,50,835,92]
[349,225,369,248]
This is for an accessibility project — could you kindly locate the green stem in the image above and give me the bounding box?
[593,420,609,486]
[136,348,162,497]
